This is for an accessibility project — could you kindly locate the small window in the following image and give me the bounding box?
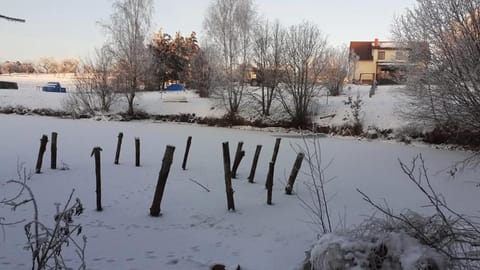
[378,51,385,60]
[396,51,406,60]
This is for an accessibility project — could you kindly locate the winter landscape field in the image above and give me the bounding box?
[0,75,479,270]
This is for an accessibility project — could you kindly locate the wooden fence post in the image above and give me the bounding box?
[222,142,235,211]
[247,145,262,183]
[150,145,176,217]
[266,138,281,189]
[51,132,57,169]
[285,153,305,195]
[114,132,123,165]
[271,138,281,164]
[266,161,274,205]
[90,147,103,211]
[35,135,48,174]
[135,137,140,167]
[182,136,192,170]
[231,141,245,178]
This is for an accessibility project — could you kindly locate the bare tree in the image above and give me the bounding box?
[101,0,153,115]
[204,0,257,119]
[190,43,219,97]
[278,22,329,128]
[38,57,59,74]
[60,58,80,73]
[252,19,285,116]
[66,46,119,115]
[323,45,349,96]
[393,0,480,133]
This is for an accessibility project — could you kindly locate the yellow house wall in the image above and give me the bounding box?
[354,61,376,82]
[373,48,408,63]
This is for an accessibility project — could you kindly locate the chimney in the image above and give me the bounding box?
[374,38,379,47]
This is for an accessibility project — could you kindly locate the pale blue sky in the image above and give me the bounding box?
[1,0,416,62]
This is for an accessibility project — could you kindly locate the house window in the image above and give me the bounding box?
[378,51,385,60]
[396,51,407,60]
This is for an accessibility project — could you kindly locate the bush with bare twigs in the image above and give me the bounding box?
[1,164,86,270]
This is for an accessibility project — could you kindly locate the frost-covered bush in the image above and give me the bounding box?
[306,230,445,270]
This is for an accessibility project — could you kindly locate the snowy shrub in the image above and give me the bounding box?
[307,231,445,270]
[342,94,363,135]
[357,155,480,269]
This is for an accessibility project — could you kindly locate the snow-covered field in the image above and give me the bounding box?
[0,74,478,269]
[0,73,412,131]
[0,73,222,117]
[0,114,478,270]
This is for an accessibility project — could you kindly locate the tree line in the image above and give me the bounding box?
[71,0,349,127]
[0,58,80,74]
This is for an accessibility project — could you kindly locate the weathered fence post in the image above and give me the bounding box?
[35,135,48,174]
[91,147,103,211]
[114,132,123,165]
[135,137,140,167]
[182,136,192,170]
[222,142,235,211]
[231,141,245,178]
[285,153,305,195]
[266,161,274,205]
[50,132,57,169]
[271,137,281,164]
[266,138,281,189]
[247,145,262,183]
[150,145,176,217]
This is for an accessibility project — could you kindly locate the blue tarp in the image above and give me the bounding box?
[165,84,185,91]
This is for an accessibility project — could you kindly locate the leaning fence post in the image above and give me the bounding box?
[35,135,49,174]
[266,138,281,189]
[285,153,305,195]
[150,145,176,217]
[135,137,140,167]
[51,132,57,169]
[91,147,103,211]
[247,145,262,183]
[222,142,235,211]
[182,136,192,170]
[266,161,274,205]
[231,141,245,178]
[114,132,123,165]
[271,138,281,164]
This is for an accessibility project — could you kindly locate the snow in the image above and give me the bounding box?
[0,73,413,130]
[0,73,222,117]
[0,74,478,269]
[309,232,446,269]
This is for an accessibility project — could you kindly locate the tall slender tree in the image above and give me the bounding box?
[101,0,153,115]
[204,0,257,119]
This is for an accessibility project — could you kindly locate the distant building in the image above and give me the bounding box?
[349,38,410,84]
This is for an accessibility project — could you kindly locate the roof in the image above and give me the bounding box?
[350,41,373,61]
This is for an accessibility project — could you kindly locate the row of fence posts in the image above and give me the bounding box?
[34,131,305,216]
